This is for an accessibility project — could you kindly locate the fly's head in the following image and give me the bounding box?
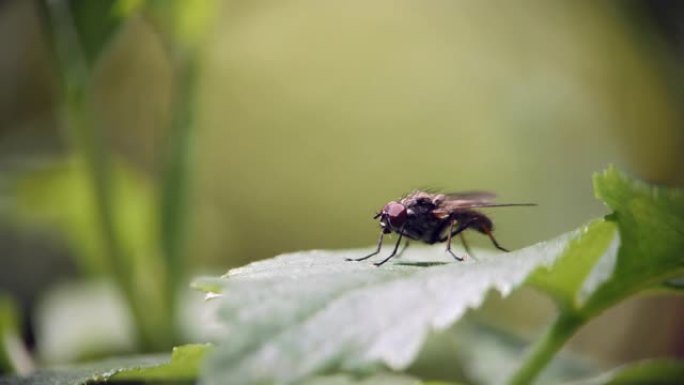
[376,201,408,233]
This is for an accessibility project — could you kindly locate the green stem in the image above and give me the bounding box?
[508,313,585,385]
[160,53,198,341]
[41,0,165,350]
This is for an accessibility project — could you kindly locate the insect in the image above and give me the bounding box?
[347,191,535,266]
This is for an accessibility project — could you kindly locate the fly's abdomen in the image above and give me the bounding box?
[452,211,493,234]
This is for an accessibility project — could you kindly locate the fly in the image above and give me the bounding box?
[348,191,535,266]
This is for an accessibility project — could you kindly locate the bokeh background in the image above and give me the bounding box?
[0,0,682,379]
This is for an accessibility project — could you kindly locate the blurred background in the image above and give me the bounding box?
[0,0,682,379]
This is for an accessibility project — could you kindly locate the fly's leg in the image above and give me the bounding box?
[446,220,465,261]
[396,240,410,257]
[347,231,384,261]
[484,229,509,252]
[374,231,405,267]
[459,232,477,261]
[440,219,474,261]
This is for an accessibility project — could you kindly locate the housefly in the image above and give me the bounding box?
[347,191,535,266]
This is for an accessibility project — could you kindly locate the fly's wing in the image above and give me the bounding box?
[443,191,497,203]
[429,191,495,218]
[434,191,534,218]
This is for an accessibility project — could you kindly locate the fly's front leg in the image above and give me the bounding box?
[396,239,410,257]
[374,230,405,267]
[347,231,385,261]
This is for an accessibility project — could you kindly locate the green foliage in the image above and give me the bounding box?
[188,166,683,385]
[8,1,680,383]
[527,219,618,311]
[510,167,684,384]
[566,359,684,385]
[13,159,160,278]
[583,166,684,313]
[67,0,135,66]
[196,231,578,385]
[1,347,430,385]
[0,344,209,385]
[11,159,171,351]
[111,343,209,381]
[2,163,683,385]
[31,0,218,352]
[299,373,427,385]
[528,166,684,316]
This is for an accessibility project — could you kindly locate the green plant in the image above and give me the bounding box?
[4,166,683,384]
[1,2,683,384]
[17,0,216,352]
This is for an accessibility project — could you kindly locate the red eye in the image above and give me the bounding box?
[383,202,407,227]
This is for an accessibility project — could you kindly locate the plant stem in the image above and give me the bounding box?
[41,0,164,350]
[508,313,584,385]
[160,53,199,341]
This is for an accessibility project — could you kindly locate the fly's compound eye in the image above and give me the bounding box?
[383,201,407,228]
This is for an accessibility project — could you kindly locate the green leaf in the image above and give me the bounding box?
[527,219,619,311]
[581,166,684,314]
[67,0,141,66]
[200,228,581,385]
[190,276,224,297]
[0,344,210,385]
[510,167,684,385]
[564,359,684,385]
[111,343,210,381]
[524,169,683,314]
[39,0,141,71]
[301,373,425,385]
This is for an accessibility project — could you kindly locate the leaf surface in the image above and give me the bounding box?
[201,228,583,385]
[0,344,209,385]
[527,219,618,311]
